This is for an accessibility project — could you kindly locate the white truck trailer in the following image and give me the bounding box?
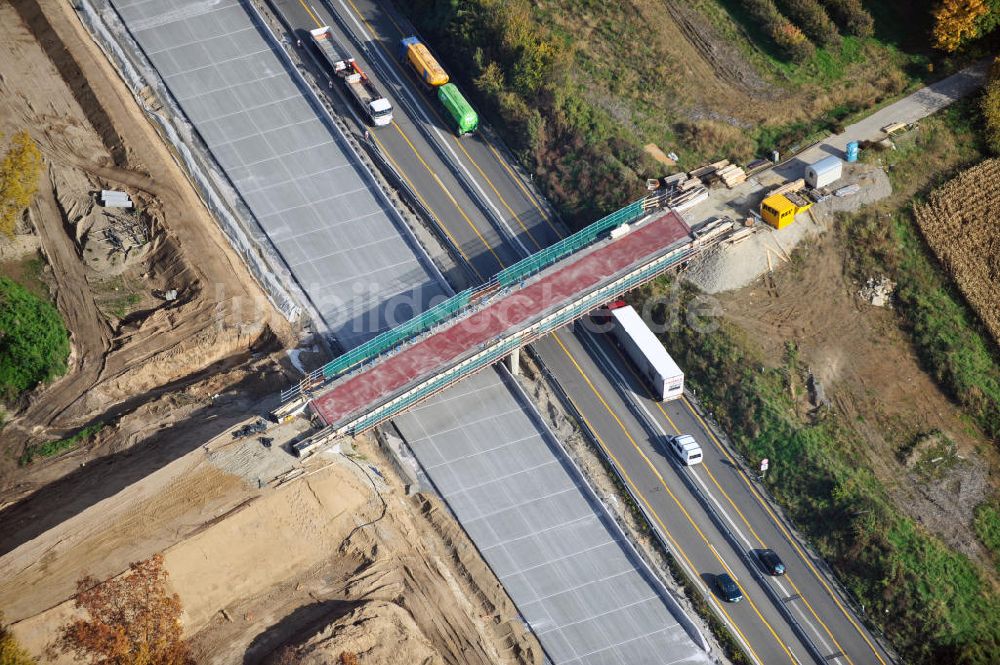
[602,301,684,401]
[309,27,393,127]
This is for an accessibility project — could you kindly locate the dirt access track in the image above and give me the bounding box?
[0,0,293,497]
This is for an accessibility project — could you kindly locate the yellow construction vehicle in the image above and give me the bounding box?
[760,191,812,229]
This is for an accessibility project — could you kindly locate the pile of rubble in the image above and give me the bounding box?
[859,276,895,307]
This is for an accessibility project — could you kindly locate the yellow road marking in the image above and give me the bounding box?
[485,139,565,241]
[342,0,543,251]
[361,7,561,246]
[602,337,855,663]
[369,133,479,277]
[389,123,505,272]
[302,4,858,662]
[683,396,887,665]
[552,333,796,664]
[296,0,321,26]
[558,370,764,665]
[296,0,503,275]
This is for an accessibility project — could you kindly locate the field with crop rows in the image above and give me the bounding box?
[913,159,1000,344]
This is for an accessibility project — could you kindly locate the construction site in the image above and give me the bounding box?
[1,0,997,664]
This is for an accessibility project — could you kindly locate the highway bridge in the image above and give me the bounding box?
[276,204,731,440]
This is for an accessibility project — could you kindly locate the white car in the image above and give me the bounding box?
[667,434,703,466]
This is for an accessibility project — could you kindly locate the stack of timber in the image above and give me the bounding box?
[646,155,751,212]
[716,164,747,188]
[693,216,736,243]
[646,172,709,212]
[688,159,746,188]
[769,178,805,197]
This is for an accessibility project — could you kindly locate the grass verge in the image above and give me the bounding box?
[534,367,753,664]
[645,283,1000,663]
[400,0,946,227]
[974,500,1000,565]
[842,99,1000,441]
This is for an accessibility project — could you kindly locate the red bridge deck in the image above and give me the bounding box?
[310,210,690,427]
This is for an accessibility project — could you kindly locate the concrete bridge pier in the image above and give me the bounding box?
[506,347,520,376]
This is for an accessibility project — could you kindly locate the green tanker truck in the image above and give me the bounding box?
[436,83,479,136]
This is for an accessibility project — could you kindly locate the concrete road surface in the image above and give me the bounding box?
[777,59,990,175]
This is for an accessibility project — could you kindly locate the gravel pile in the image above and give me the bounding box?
[684,164,891,293]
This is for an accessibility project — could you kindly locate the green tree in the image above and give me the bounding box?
[0,132,43,237]
[0,277,70,401]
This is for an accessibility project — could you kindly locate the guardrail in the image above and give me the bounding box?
[279,196,657,403]
[513,349,714,655]
[682,391,900,664]
[573,329,827,664]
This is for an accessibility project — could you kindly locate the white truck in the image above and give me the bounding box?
[598,300,684,401]
[309,27,393,127]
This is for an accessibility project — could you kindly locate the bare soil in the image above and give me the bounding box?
[1,429,541,665]
[0,5,546,663]
[717,229,999,575]
[0,0,293,498]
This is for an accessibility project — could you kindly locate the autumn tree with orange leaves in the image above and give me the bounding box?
[932,0,990,51]
[53,555,194,665]
[0,131,43,237]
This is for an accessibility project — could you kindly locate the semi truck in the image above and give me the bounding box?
[399,36,478,136]
[309,27,393,127]
[597,300,684,401]
[399,36,449,87]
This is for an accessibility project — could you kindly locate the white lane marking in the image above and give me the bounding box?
[577,329,840,659]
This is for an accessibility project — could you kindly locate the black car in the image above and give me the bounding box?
[715,573,743,603]
[757,548,786,576]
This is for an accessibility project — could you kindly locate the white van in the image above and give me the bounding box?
[668,434,703,466]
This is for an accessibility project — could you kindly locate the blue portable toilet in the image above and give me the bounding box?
[846,141,859,163]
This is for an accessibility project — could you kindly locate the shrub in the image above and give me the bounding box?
[739,0,818,61]
[984,58,1000,154]
[932,0,989,52]
[0,131,43,237]
[19,422,105,466]
[650,285,1000,664]
[772,20,817,61]
[0,615,35,665]
[819,0,875,37]
[0,277,70,401]
[775,0,842,46]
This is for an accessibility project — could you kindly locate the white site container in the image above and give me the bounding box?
[804,156,843,189]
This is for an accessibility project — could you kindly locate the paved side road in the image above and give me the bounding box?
[777,59,990,175]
